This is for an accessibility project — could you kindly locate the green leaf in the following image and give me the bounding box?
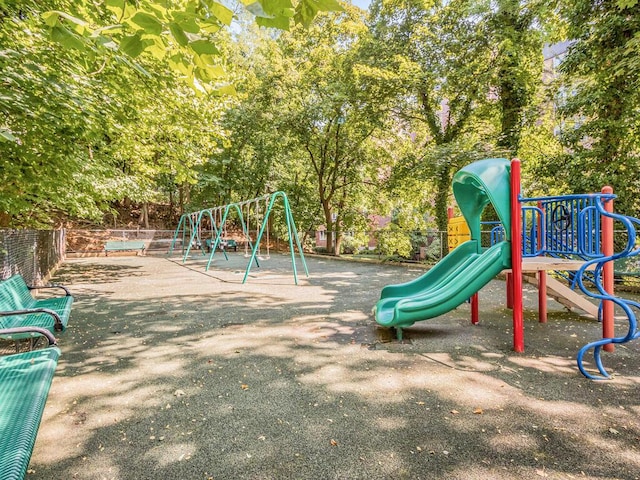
[214,84,237,96]
[257,16,291,30]
[294,0,343,25]
[194,57,225,76]
[209,2,234,26]
[617,0,638,8]
[0,129,17,143]
[169,54,192,76]
[261,0,294,15]
[172,12,200,34]
[200,18,222,34]
[294,0,319,28]
[208,65,226,77]
[130,12,163,35]
[146,3,168,21]
[314,0,343,12]
[50,25,86,51]
[169,22,189,46]
[194,60,226,80]
[245,2,273,18]
[42,11,61,27]
[105,0,125,18]
[190,40,219,56]
[146,41,167,60]
[119,33,145,58]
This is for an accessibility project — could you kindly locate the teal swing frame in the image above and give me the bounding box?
[169,192,309,285]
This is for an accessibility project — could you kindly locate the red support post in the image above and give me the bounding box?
[538,271,547,323]
[471,292,479,325]
[511,159,524,352]
[537,200,547,323]
[602,186,615,353]
[506,272,513,309]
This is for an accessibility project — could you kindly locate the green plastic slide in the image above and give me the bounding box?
[373,158,512,336]
[374,240,510,331]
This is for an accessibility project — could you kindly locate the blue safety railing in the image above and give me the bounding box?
[517,193,640,379]
[521,195,605,290]
[487,193,640,378]
[519,194,605,259]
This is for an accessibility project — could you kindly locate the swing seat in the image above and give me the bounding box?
[223,239,238,251]
[205,239,238,252]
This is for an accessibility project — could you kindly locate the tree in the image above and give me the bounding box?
[488,0,555,155]
[31,0,344,94]
[0,0,351,228]
[367,0,499,234]
[275,6,394,254]
[0,2,231,227]
[556,0,640,216]
[0,5,113,226]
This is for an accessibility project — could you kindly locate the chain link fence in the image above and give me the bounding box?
[0,229,66,285]
[66,228,302,256]
[66,229,178,256]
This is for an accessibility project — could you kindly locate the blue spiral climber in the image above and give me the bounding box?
[574,197,640,379]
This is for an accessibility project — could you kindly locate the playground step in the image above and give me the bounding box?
[523,274,599,319]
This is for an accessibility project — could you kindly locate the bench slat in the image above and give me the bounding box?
[0,275,73,337]
[0,276,35,311]
[104,241,145,256]
[0,347,60,480]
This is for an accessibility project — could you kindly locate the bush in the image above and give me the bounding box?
[340,235,360,255]
[422,229,443,261]
[375,226,412,258]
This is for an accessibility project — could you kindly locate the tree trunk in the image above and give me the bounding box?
[169,187,174,218]
[179,183,190,215]
[322,201,335,255]
[434,163,451,249]
[334,216,342,256]
[139,203,149,229]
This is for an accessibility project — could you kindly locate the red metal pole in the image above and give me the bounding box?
[538,271,547,323]
[471,292,479,325]
[602,186,615,353]
[537,200,547,323]
[511,159,524,352]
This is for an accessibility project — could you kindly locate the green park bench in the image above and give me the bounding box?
[0,275,73,337]
[104,240,146,256]
[0,327,61,480]
[205,238,238,252]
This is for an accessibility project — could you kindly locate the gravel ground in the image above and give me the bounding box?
[28,253,640,480]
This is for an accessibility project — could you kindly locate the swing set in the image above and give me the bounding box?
[168,191,309,285]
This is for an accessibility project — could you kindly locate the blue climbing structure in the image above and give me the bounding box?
[516,191,640,379]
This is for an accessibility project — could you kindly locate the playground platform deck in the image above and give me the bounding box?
[29,254,640,480]
[520,256,598,272]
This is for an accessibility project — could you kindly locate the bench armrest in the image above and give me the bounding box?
[28,284,72,296]
[0,308,64,331]
[0,327,57,345]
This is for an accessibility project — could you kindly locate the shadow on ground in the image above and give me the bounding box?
[28,255,640,480]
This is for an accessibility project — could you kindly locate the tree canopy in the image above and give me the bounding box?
[2,0,639,258]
